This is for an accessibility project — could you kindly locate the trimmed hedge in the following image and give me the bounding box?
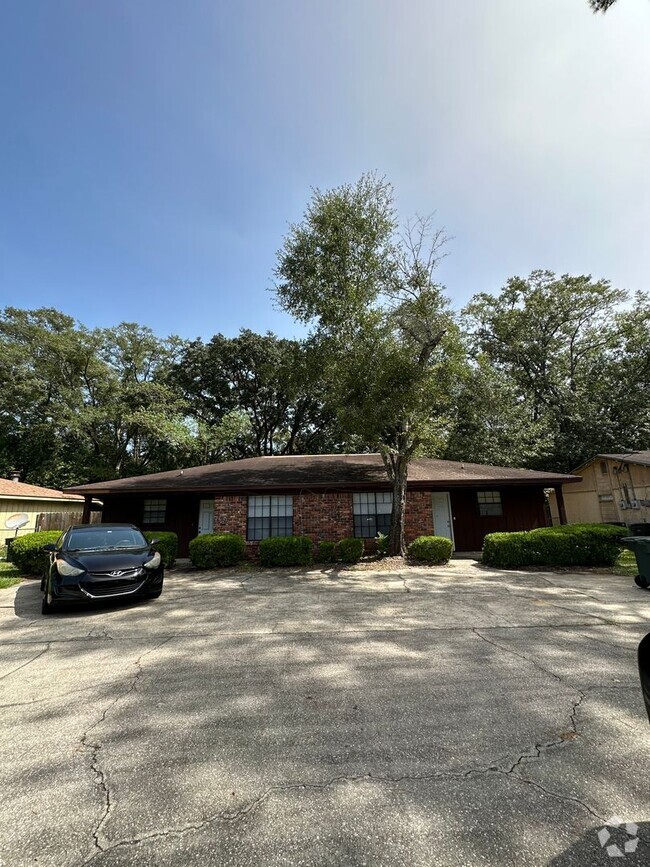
[143,531,178,568]
[408,535,453,564]
[259,535,312,567]
[482,523,628,569]
[316,541,337,563]
[8,531,61,576]
[189,533,245,568]
[338,537,364,564]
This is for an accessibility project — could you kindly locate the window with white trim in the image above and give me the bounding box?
[477,490,502,517]
[353,492,392,538]
[247,495,293,541]
[143,499,166,524]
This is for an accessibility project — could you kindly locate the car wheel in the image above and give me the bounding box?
[634,575,649,589]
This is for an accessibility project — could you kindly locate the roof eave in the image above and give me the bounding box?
[0,494,84,503]
[66,475,581,497]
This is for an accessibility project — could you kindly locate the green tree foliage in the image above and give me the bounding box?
[275,174,463,554]
[458,273,649,472]
[0,309,351,487]
[2,262,647,499]
[173,329,347,458]
[0,308,193,485]
[589,0,619,11]
[445,356,548,469]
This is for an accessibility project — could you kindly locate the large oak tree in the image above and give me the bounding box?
[275,174,461,555]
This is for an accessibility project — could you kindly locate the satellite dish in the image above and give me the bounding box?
[5,513,29,531]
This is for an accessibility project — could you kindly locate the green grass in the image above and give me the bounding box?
[0,560,23,589]
[611,549,638,578]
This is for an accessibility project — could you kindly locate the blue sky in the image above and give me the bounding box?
[1,0,648,340]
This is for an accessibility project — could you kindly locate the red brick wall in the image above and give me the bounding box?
[404,490,434,543]
[213,495,247,537]
[293,492,354,542]
[212,489,434,557]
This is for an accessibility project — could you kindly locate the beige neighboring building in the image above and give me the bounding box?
[0,474,84,545]
[549,451,650,527]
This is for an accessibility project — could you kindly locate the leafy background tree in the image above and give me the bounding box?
[456,272,648,472]
[275,174,463,554]
[589,0,619,10]
[0,176,648,531]
[0,309,192,486]
[172,329,348,458]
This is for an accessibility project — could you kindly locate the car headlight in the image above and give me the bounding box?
[56,559,85,577]
[143,551,161,570]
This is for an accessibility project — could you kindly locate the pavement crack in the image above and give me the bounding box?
[472,628,589,777]
[0,642,50,681]
[78,759,608,863]
[80,768,491,860]
[472,627,564,683]
[87,625,113,641]
[80,636,174,856]
[502,692,585,775]
[500,770,605,823]
[399,574,411,594]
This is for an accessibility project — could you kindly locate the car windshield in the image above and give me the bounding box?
[65,528,148,552]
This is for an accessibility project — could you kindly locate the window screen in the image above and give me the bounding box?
[477,491,502,517]
[247,495,293,541]
[353,492,392,538]
[143,499,166,523]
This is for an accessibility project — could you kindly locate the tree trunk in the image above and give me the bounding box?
[385,452,409,556]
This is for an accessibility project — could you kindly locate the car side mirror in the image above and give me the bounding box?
[148,539,160,547]
[42,544,57,553]
[639,633,650,725]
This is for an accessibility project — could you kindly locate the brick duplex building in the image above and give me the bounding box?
[67,454,579,556]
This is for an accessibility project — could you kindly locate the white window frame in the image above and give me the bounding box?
[477,490,503,517]
[247,495,293,541]
[353,492,392,538]
[143,498,166,524]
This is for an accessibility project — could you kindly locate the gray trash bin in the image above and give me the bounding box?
[622,536,650,589]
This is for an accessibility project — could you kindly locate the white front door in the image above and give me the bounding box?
[198,499,214,535]
[432,492,454,548]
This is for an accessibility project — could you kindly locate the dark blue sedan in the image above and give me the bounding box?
[41,524,164,614]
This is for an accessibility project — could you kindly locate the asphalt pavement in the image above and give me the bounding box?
[0,560,648,866]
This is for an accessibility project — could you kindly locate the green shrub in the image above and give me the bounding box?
[408,535,454,564]
[482,532,529,569]
[143,531,178,567]
[482,523,628,569]
[375,532,390,558]
[316,541,337,563]
[8,531,61,576]
[189,533,245,568]
[259,536,312,567]
[338,537,364,564]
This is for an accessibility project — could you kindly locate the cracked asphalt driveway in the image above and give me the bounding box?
[1,560,648,866]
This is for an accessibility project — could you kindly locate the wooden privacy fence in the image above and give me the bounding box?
[36,511,101,531]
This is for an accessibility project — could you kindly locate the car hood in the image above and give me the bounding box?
[64,549,153,573]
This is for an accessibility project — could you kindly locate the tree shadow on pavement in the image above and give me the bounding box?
[548,821,649,866]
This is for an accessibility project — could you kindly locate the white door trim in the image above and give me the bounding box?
[432,491,455,549]
[198,499,214,536]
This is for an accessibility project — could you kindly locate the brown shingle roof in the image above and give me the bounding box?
[65,454,579,496]
[0,479,84,501]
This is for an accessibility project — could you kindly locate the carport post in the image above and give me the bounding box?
[554,485,568,525]
[82,496,92,525]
